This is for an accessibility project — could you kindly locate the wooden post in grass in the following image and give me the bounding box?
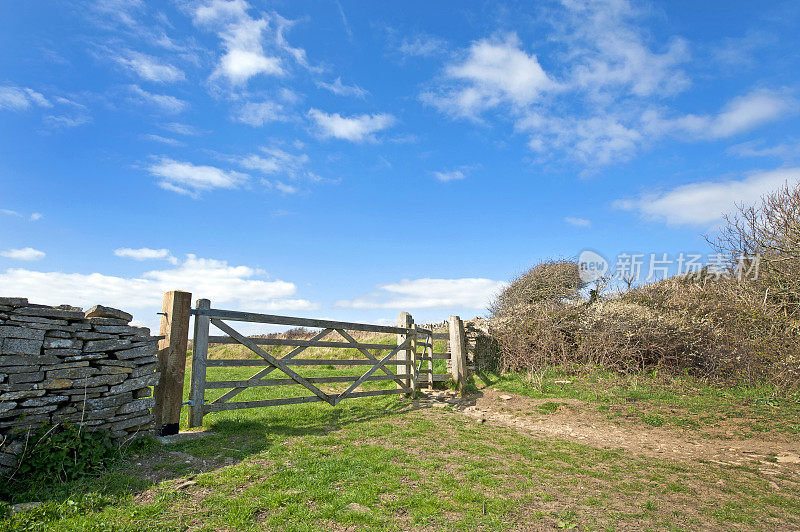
[449,315,467,393]
[153,290,192,436]
[410,324,419,394]
[188,298,210,429]
[397,312,413,393]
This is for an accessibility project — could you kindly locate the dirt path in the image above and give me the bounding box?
[418,389,800,480]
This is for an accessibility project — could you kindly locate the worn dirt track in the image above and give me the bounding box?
[417,388,800,481]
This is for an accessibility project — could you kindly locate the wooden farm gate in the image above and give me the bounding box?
[151,291,468,434]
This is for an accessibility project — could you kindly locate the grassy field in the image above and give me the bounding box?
[484,366,800,437]
[3,335,800,531]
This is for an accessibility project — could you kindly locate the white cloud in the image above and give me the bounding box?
[424,33,552,118]
[334,0,352,40]
[398,34,447,58]
[561,0,690,99]
[114,50,185,83]
[162,122,203,136]
[316,77,368,98]
[272,12,319,73]
[194,0,248,23]
[193,0,284,85]
[642,89,795,140]
[516,89,792,166]
[0,254,318,329]
[238,147,309,177]
[114,247,177,264]
[308,108,395,142]
[271,181,298,194]
[1,248,46,261]
[90,0,145,29]
[2,209,42,221]
[565,216,591,227]
[416,1,706,167]
[236,147,315,194]
[335,278,506,310]
[433,169,466,182]
[148,157,248,196]
[712,31,774,71]
[614,167,800,225]
[220,48,282,84]
[44,114,92,129]
[728,140,800,160]
[129,85,188,114]
[0,86,51,111]
[233,101,287,126]
[519,113,643,165]
[142,134,186,146]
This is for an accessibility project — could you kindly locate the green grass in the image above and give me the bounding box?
[4,343,800,530]
[535,401,564,415]
[487,366,800,436]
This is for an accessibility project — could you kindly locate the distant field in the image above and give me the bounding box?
[195,330,452,405]
[3,336,800,531]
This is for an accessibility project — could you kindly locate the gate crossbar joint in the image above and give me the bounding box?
[333,335,412,405]
[209,327,333,405]
[211,318,335,406]
[335,328,408,389]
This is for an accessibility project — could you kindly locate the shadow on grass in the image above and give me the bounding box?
[8,395,432,508]
[187,395,429,456]
[473,369,498,389]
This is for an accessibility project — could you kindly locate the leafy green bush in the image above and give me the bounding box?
[5,424,116,495]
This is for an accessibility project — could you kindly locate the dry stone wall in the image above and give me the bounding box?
[0,297,161,472]
[463,318,499,371]
[441,317,500,377]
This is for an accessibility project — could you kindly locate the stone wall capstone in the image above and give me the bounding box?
[0,297,161,473]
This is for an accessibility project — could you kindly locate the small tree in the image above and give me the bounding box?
[708,180,800,318]
[490,259,585,319]
[489,260,586,371]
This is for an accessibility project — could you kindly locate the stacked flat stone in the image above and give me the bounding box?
[443,318,498,376]
[464,318,497,372]
[0,298,161,472]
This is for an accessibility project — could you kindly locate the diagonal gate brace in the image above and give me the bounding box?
[335,328,408,389]
[211,327,333,405]
[334,335,412,405]
[211,319,334,406]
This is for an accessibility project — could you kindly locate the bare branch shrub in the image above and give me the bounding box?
[491,260,585,317]
[709,181,800,318]
[490,260,586,371]
[486,183,800,388]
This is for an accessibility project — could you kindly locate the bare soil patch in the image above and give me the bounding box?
[426,388,800,478]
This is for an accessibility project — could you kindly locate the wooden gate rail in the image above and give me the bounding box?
[185,300,431,427]
[191,306,431,335]
[152,290,469,434]
[207,359,414,366]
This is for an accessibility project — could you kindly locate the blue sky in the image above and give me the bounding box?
[1,0,799,331]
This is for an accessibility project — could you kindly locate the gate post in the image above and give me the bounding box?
[153,290,192,436]
[397,312,412,393]
[410,324,419,394]
[188,298,210,428]
[449,315,467,393]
